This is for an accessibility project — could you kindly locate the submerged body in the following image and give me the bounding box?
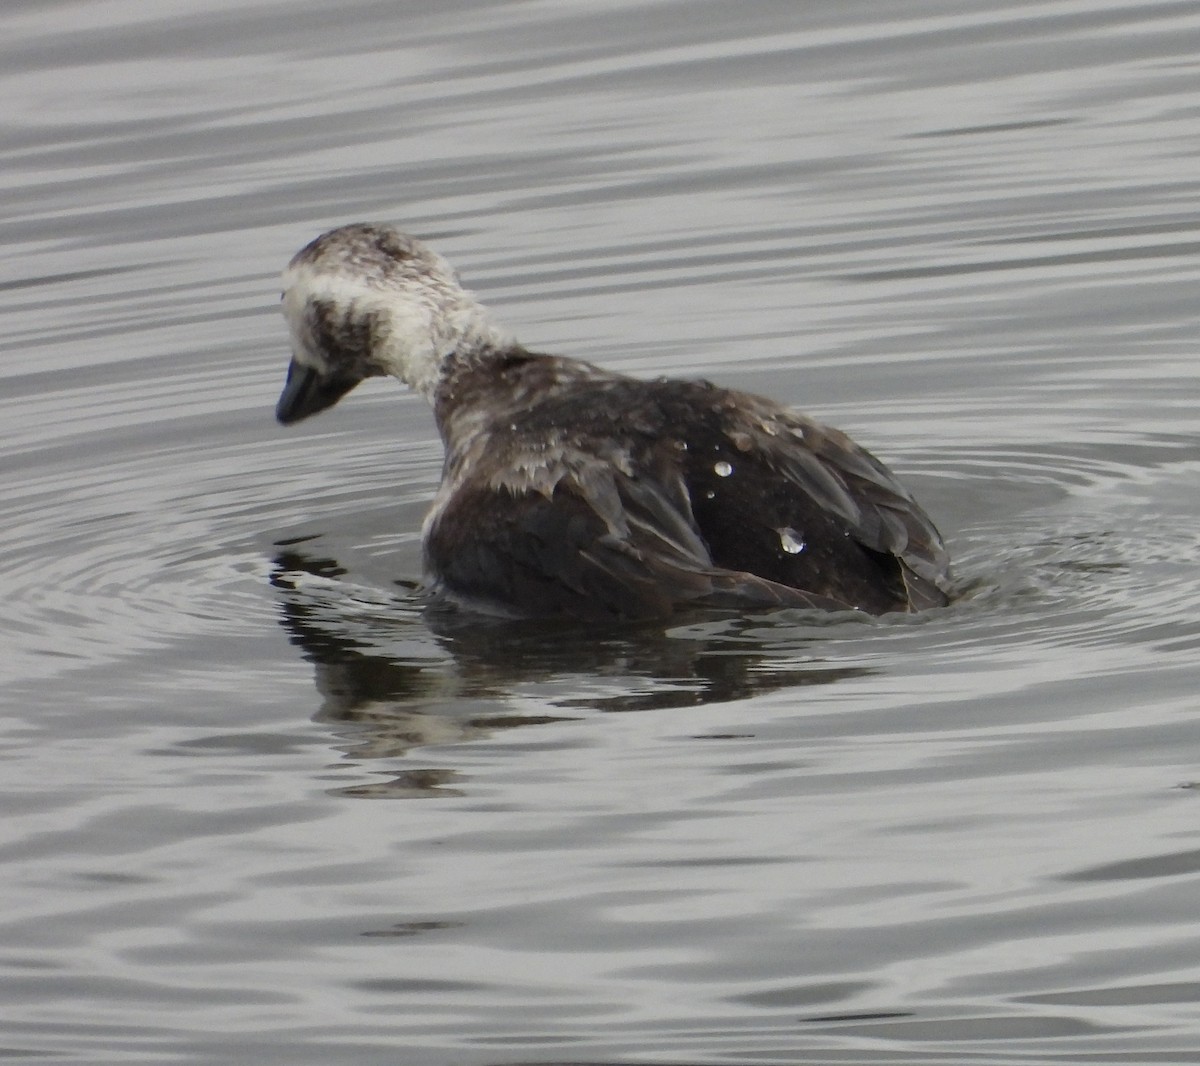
[275,223,952,621]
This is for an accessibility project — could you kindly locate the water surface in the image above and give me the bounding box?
[3,1,1200,1063]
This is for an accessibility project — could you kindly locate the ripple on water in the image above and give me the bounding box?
[951,448,1200,658]
[7,455,270,681]
[4,0,1200,1061]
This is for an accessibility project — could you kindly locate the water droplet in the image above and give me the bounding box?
[704,490,715,500]
[778,528,806,554]
[713,461,733,477]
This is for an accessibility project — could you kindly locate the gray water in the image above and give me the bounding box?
[4,2,1200,1063]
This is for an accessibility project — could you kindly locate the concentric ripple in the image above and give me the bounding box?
[4,2,1200,1062]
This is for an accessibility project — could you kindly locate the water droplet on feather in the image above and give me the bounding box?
[779,528,806,554]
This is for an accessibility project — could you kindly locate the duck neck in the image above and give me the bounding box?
[430,335,538,446]
[382,294,507,401]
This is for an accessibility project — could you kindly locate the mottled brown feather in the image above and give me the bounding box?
[423,351,951,620]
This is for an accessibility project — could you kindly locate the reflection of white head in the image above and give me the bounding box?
[281,223,509,401]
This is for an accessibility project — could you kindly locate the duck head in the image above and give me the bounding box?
[275,223,505,424]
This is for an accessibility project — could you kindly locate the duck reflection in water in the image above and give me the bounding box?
[269,543,877,796]
[273,224,953,623]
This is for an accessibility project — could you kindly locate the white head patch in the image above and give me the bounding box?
[281,224,509,400]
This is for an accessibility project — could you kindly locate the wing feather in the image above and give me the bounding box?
[423,363,952,620]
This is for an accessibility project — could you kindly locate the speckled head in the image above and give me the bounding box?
[276,223,507,424]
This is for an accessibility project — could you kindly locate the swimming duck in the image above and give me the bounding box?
[275,223,952,621]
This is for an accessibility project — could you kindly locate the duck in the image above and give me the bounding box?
[275,222,952,622]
